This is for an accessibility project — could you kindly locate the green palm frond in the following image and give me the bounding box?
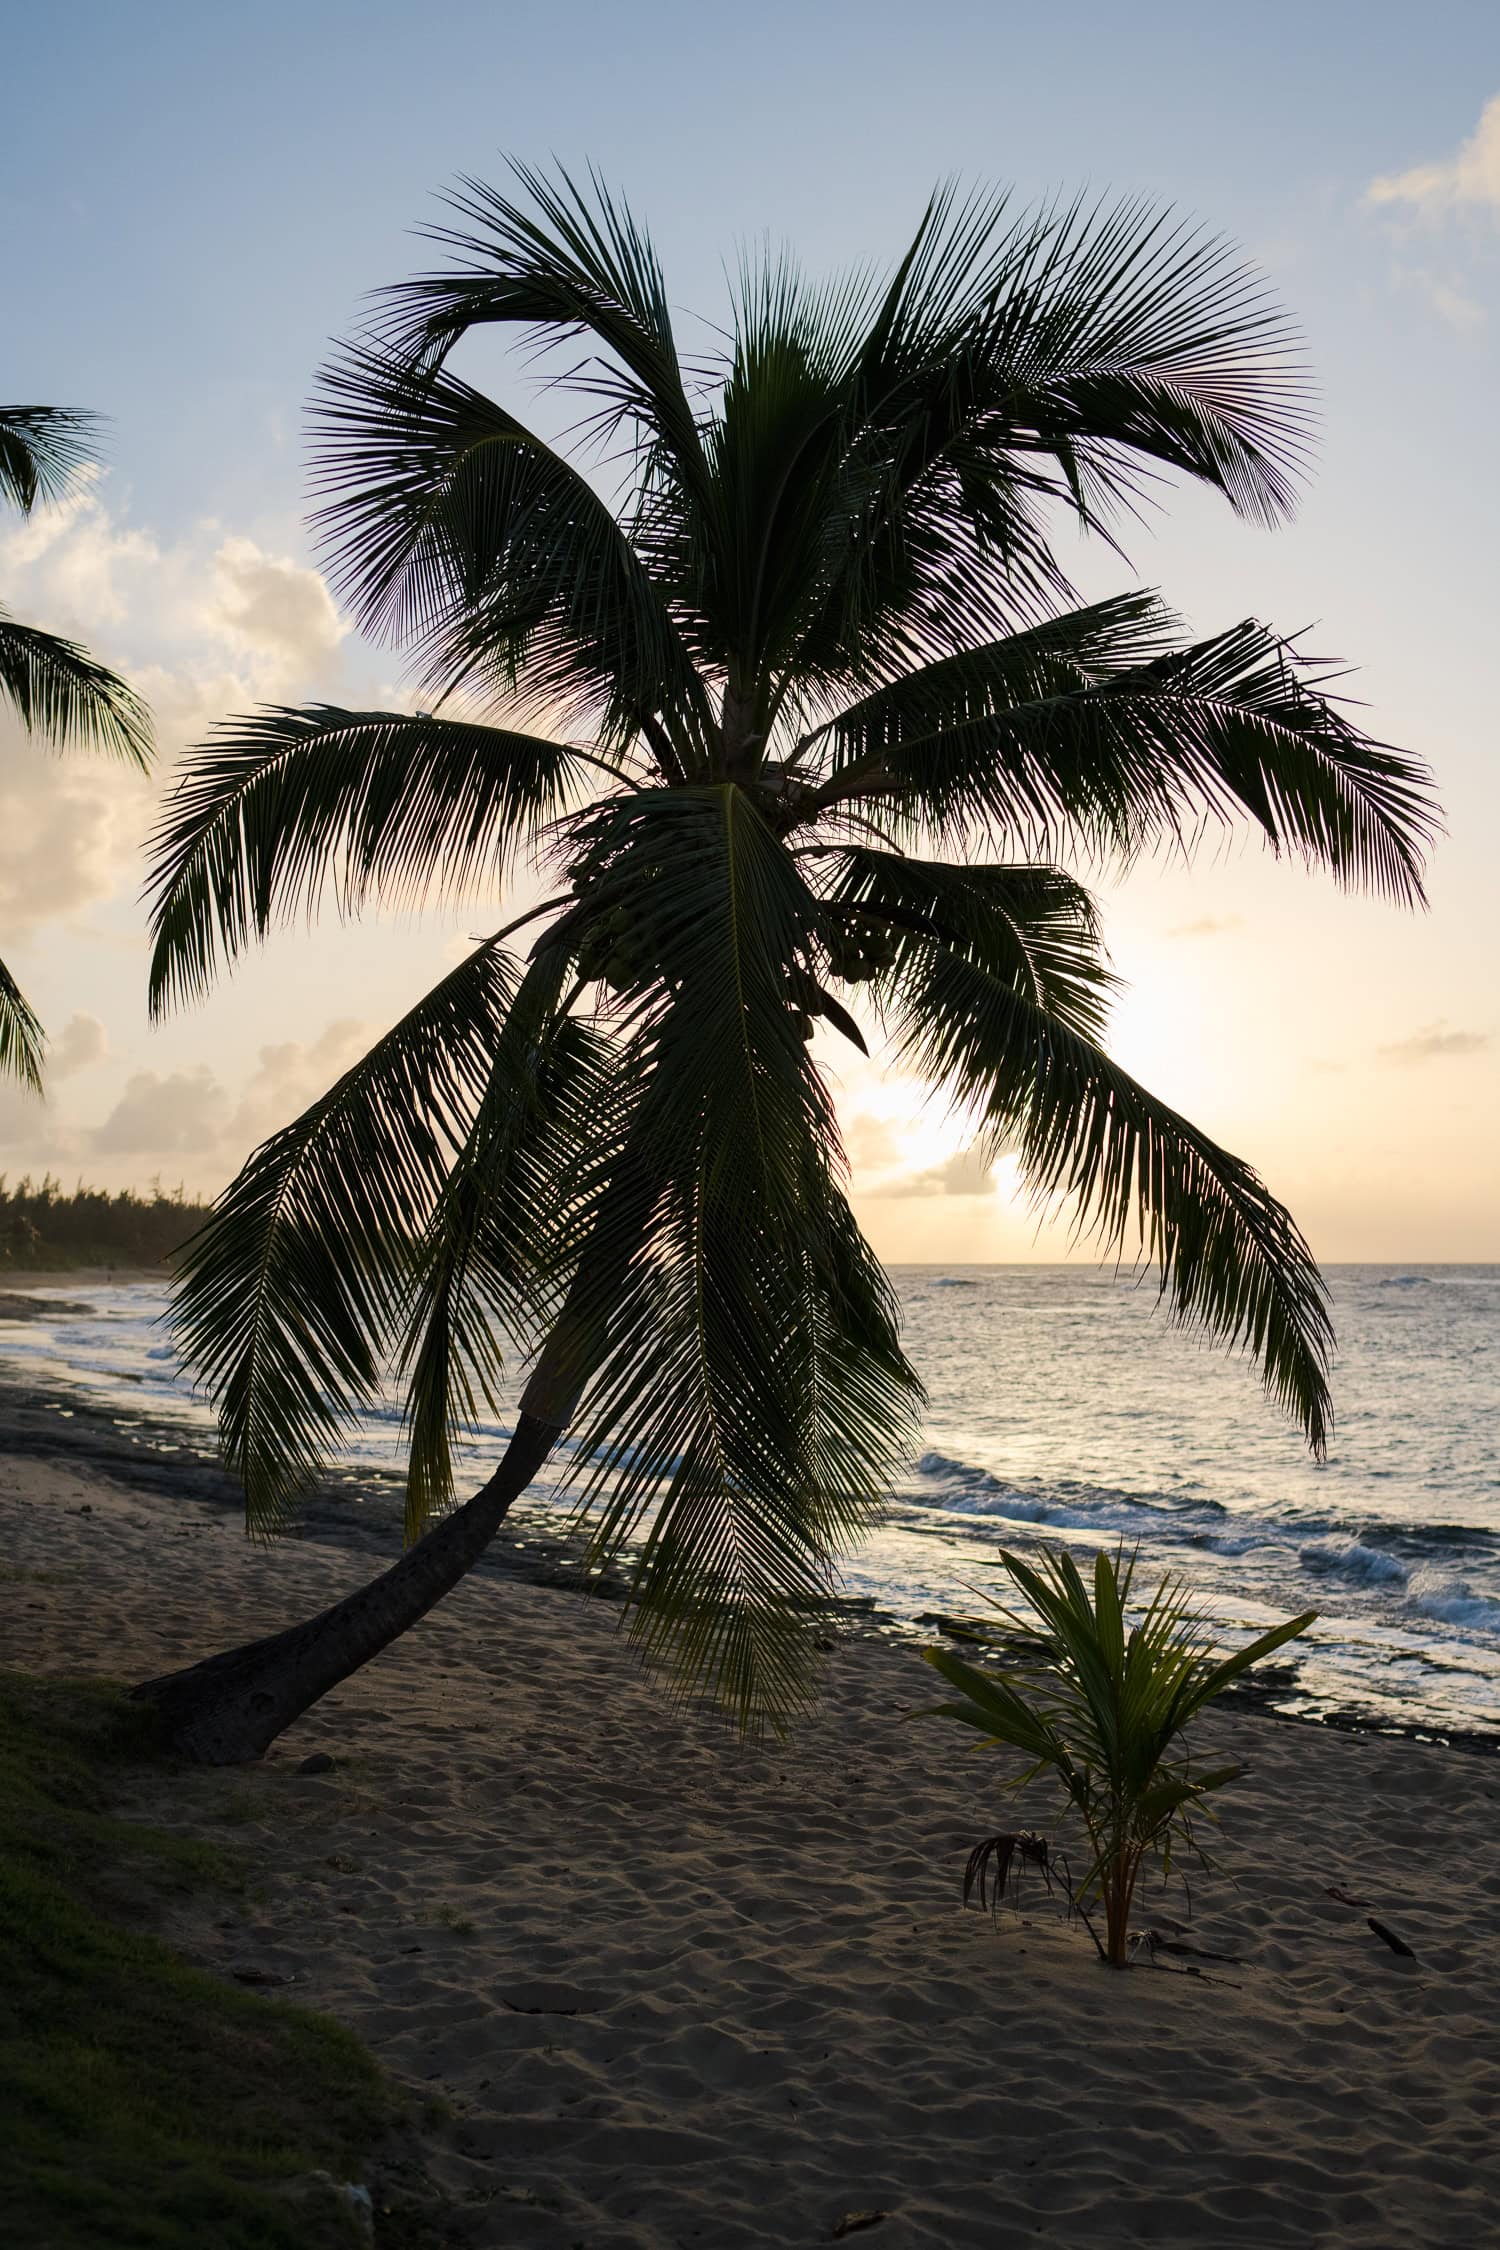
[311,348,710,757]
[0,404,100,515]
[173,939,544,1533]
[144,703,586,1014]
[554,786,922,1726]
[847,184,1312,533]
[377,160,712,506]
[0,953,45,1092]
[880,928,1333,1453]
[811,601,1436,899]
[398,968,617,1539]
[823,846,1116,1041]
[784,187,1312,688]
[0,610,153,768]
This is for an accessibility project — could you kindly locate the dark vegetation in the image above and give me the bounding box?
[0,1175,212,1271]
[0,1671,447,2248]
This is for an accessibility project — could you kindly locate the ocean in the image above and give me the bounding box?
[3,1264,1497,1742]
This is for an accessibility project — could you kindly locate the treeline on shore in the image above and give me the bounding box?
[0,1176,212,1271]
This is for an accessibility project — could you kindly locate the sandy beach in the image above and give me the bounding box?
[3,1377,1499,2249]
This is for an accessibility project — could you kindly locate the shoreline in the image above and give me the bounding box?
[1,1337,1496,1758]
[2,1422,1497,2244]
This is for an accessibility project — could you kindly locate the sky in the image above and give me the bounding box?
[2,0,1497,1263]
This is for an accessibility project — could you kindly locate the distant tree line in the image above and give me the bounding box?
[0,1174,211,1270]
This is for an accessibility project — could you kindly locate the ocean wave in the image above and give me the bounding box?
[1298,1538,1409,1587]
[910,1451,1229,1536]
[1407,1572,1500,1635]
[911,1452,1053,1519]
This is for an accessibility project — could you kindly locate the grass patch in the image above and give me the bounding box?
[430,1905,476,1938]
[0,1671,450,2248]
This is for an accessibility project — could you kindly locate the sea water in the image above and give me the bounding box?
[3,1265,1497,1740]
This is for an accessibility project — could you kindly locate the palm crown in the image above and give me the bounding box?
[1,404,152,1084]
[148,168,1435,1728]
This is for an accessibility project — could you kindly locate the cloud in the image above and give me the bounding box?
[0,486,347,941]
[1403,271,1486,332]
[1368,94,1500,218]
[223,1019,369,1149]
[868,1143,999,1199]
[207,537,345,674]
[843,1111,904,1174]
[50,1013,108,1080]
[90,1064,226,1156]
[87,1018,371,1176]
[0,720,153,938]
[1378,1021,1491,1065]
[0,468,158,629]
[1166,914,1243,939]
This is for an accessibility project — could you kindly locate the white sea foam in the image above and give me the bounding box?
[1297,1538,1408,1587]
[1408,1571,1500,1635]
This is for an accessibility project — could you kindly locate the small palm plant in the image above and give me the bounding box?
[922,1546,1315,1966]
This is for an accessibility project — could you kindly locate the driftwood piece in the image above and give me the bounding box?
[1367,1916,1416,1959]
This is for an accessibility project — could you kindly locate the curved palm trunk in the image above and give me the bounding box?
[131,1411,560,1764]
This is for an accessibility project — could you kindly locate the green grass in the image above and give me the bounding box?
[0,1671,447,2248]
[430,1905,477,1937]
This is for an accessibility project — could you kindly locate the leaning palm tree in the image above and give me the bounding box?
[1,404,153,1082]
[133,169,1434,1763]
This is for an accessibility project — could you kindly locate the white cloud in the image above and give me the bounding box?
[1377,1021,1491,1065]
[0,485,347,942]
[205,536,345,674]
[50,1012,108,1080]
[1166,914,1244,939]
[87,1017,371,1178]
[1368,94,1500,218]
[223,1018,369,1148]
[1397,267,1486,334]
[867,1143,1000,1199]
[90,1064,226,1156]
[0,720,152,939]
[0,469,158,629]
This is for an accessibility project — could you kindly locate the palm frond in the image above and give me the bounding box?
[311,347,709,756]
[852,185,1312,531]
[0,953,45,1092]
[0,404,100,515]
[787,188,1311,689]
[145,703,585,1014]
[398,968,617,1539]
[172,940,542,1533]
[880,930,1333,1453]
[813,600,1436,901]
[376,159,712,505]
[554,786,922,1727]
[0,611,153,768]
[823,845,1116,1041]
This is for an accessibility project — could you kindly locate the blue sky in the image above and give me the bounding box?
[3,0,1497,1257]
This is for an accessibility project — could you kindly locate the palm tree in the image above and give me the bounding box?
[132,170,1435,1764]
[1,404,153,1083]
